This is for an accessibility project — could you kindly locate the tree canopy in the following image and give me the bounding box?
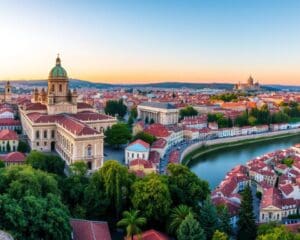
[179,106,198,119]
[133,131,156,145]
[105,123,132,148]
[177,213,205,240]
[104,99,127,118]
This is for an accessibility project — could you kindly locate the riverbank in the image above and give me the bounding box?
[182,129,300,166]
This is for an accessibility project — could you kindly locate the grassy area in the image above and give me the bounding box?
[182,132,300,166]
[289,117,300,123]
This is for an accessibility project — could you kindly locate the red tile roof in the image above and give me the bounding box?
[128,139,150,149]
[58,116,99,136]
[149,151,160,164]
[3,151,26,163]
[133,230,169,240]
[260,188,282,209]
[70,219,111,240]
[145,124,170,138]
[169,150,180,164]
[77,102,93,109]
[71,112,114,121]
[130,159,153,168]
[23,102,47,111]
[0,129,18,140]
[280,184,294,196]
[151,138,167,149]
[0,118,21,126]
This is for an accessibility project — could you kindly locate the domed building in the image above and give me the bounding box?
[234,75,261,92]
[20,56,117,170]
[33,55,78,114]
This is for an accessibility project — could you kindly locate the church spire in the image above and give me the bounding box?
[56,54,61,66]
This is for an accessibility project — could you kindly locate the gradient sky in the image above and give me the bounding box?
[1,0,300,85]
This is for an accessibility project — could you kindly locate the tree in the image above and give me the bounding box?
[133,131,156,145]
[179,106,198,119]
[117,209,146,240]
[130,107,138,119]
[84,171,110,220]
[168,204,193,235]
[26,151,65,176]
[6,141,11,152]
[0,159,5,168]
[257,225,300,240]
[17,140,30,153]
[177,213,205,240]
[127,115,134,127]
[237,185,257,240]
[248,116,257,126]
[217,205,232,235]
[100,160,131,218]
[104,99,127,118]
[212,230,228,240]
[167,164,210,211]
[105,123,132,149]
[0,165,71,239]
[200,197,219,240]
[61,162,89,218]
[131,174,171,223]
[235,112,248,127]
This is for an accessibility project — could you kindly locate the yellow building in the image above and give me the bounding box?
[19,56,116,170]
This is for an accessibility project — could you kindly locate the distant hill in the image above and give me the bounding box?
[1,79,299,91]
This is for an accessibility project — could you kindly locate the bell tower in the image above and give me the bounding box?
[4,81,12,103]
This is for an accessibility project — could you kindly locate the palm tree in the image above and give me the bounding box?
[168,204,193,234]
[117,209,147,240]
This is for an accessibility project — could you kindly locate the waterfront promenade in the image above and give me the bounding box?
[180,127,300,163]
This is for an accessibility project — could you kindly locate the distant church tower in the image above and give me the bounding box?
[4,81,12,103]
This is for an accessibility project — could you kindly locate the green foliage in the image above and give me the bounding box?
[70,161,88,176]
[117,209,146,239]
[105,123,132,148]
[200,197,219,240]
[282,157,294,167]
[168,204,194,234]
[127,115,134,127]
[26,151,65,176]
[100,160,131,218]
[133,131,157,145]
[210,93,239,102]
[0,165,71,240]
[177,213,206,240]
[257,224,300,240]
[237,185,257,240]
[167,164,210,211]
[130,107,138,119]
[212,230,228,240]
[179,106,198,119]
[104,99,127,118]
[207,113,233,128]
[217,205,232,235]
[131,174,171,223]
[0,160,5,168]
[17,140,30,153]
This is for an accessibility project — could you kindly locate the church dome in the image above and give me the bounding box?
[49,55,68,78]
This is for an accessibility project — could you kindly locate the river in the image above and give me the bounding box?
[189,135,300,189]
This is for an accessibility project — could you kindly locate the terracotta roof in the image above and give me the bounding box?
[70,219,111,240]
[3,151,26,163]
[58,116,99,136]
[24,102,47,111]
[169,150,180,164]
[260,188,282,209]
[71,112,113,121]
[151,138,167,149]
[149,151,160,164]
[130,159,153,168]
[0,129,18,140]
[280,184,294,196]
[133,229,169,240]
[145,124,170,138]
[212,197,240,216]
[77,102,93,109]
[128,139,150,149]
[0,118,21,126]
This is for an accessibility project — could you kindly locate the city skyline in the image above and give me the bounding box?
[1,0,300,85]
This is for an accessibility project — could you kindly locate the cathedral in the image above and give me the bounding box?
[234,76,260,92]
[20,56,116,170]
[0,81,12,103]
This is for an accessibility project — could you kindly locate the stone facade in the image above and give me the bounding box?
[137,102,179,125]
[20,56,116,170]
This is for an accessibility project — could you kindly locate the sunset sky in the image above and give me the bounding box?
[1,0,300,85]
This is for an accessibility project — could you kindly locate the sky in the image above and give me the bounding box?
[0,0,300,85]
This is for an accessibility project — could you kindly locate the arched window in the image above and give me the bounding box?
[36,130,40,139]
[51,84,55,92]
[43,130,47,139]
[59,84,62,92]
[51,130,55,138]
[87,144,92,157]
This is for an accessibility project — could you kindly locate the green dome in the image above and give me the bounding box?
[49,56,68,78]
